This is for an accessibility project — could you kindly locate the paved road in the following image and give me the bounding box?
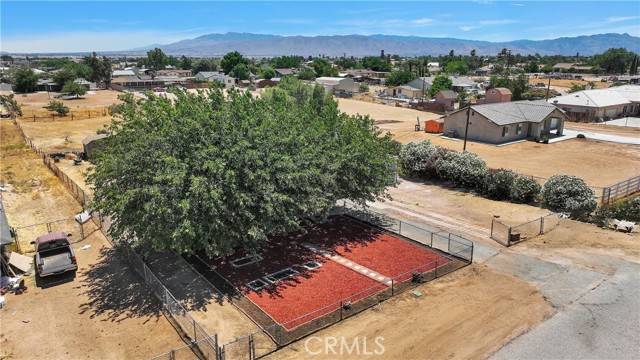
[363,194,640,360]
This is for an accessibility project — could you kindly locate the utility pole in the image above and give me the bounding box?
[463,105,471,151]
[545,76,552,101]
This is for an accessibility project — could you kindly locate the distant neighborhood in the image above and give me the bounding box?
[1,45,639,145]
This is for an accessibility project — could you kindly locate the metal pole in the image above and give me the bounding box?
[463,105,471,151]
[545,76,552,101]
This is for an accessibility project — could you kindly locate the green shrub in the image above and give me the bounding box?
[43,100,70,116]
[510,176,541,203]
[435,151,487,188]
[399,141,438,175]
[542,174,597,219]
[610,196,640,222]
[483,169,517,200]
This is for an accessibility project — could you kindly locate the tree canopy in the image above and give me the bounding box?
[147,48,168,70]
[89,78,397,258]
[428,75,453,98]
[221,51,249,74]
[12,66,38,93]
[385,70,417,87]
[52,67,77,88]
[361,56,391,72]
[62,82,87,98]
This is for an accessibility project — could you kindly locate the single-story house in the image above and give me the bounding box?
[315,77,355,93]
[83,133,108,159]
[110,76,166,91]
[384,85,422,99]
[156,69,192,77]
[552,63,593,73]
[274,68,299,77]
[450,76,478,93]
[36,79,61,92]
[424,118,444,133]
[73,78,97,90]
[194,72,238,88]
[477,87,512,104]
[408,77,434,93]
[550,85,640,121]
[443,100,567,144]
[434,90,457,112]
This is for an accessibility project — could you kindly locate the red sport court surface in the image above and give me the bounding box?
[208,216,451,330]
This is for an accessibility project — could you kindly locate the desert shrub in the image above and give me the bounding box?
[435,150,487,188]
[542,174,597,219]
[510,176,541,203]
[483,169,517,200]
[576,133,586,139]
[399,141,438,175]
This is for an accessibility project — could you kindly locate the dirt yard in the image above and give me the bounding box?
[0,119,191,359]
[528,78,615,89]
[269,264,550,360]
[17,90,122,112]
[337,99,640,187]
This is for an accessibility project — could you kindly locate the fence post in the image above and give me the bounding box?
[169,349,175,360]
[391,278,394,296]
[430,232,433,248]
[192,319,198,342]
[214,333,219,360]
[470,242,474,263]
[507,228,512,246]
[80,222,85,240]
[540,216,545,235]
[399,220,402,234]
[490,219,494,238]
[249,333,255,360]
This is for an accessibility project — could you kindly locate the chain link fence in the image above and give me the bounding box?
[491,213,561,246]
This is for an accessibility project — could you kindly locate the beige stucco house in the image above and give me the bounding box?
[550,85,640,122]
[443,100,567,144]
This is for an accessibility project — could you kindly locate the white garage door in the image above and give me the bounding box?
[550,118,558,130]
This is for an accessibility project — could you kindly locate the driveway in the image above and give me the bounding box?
[551,128,640,145]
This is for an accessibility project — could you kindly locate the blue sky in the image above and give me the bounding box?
[1,1,639,53]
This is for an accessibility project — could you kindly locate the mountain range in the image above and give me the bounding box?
[124,32,640,57]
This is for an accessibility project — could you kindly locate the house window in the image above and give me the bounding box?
[502,126,509,137]
[472,111,475,116]
[516,124,522,134]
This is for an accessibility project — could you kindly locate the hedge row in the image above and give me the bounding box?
[399,141,598,219]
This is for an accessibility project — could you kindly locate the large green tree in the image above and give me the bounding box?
[52,67,77,88]
[12,66,38,93]
[147,48,168,70]
[62,82,87,98]
[428,75,453,98]
[361,56,391,72]
[230,63,250,80]
[270,56,302,69]
[312,59,339,77]
[88,79,396,257]
[385,70,417,87]
[221,51,249,74]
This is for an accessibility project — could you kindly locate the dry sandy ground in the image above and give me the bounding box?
[19,116,112,152]
[0,232,188,360]
[528,78,615,89]
[268,264,550,360]
[0,119,190,359]
[337,99,640,187]
[17,90,122,112]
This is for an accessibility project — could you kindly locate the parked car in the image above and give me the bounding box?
[31,232,77,277]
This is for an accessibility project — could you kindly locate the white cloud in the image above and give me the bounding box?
[511,3,524,6]
[460,26,480,31]
[606,16,639,23]
[479,19,518,25]
[410,18,434,25]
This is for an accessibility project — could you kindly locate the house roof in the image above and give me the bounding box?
[83,133,108,145]
[491,87,512,94]
[316,77,347,82]
[550,85,640,108]
[275,68,297,75]
[469,100,564,126]
[197,71,221,78]
[450,76,476,88]
[437,90,456,98]
[112,70,136,77]
[395,85,421,91]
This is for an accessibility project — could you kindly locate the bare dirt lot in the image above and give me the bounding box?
[0,118,189,359]
[269,264,550,360]
[528,78,615,89]
[337,99,640,187]
[17,90,122,112]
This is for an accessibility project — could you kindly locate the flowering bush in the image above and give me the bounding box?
[483,169,517,200]
[510,176,541,203]
[542,174,597,219]
[398,141,438,175]
[435,151,487,188]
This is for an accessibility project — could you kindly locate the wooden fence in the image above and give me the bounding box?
[601,175,640,204]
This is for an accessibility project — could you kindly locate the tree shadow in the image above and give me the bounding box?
[77,246,164,322]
